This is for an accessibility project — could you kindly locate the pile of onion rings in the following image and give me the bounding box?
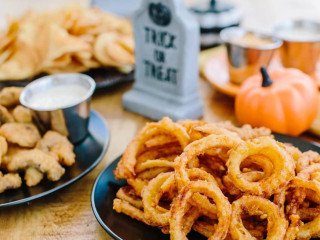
[113,117,320,239]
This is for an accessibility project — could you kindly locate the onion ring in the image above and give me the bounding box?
[229,195,287,240]
[291,178,320,239]
[135,159,174,173]
[170,180,231,240]
[141,172,175,227]
[116,186,143,209]
[137,167,172,180]
[297,163,320,181]
[226,137,295,196]
[296,151,320,173]
[126,178,148,196]
[113,199,148,225]
[174,133,242,189]
[115,117,189,179]
[274,177,320,239]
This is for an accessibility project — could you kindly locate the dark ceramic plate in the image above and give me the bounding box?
[0,68,134,89]
[91,133,320,240]
[0,110,109,207]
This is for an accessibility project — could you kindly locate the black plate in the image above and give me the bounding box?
[0,68,134,89]
[91,133,320,240]
[0,109,110,207]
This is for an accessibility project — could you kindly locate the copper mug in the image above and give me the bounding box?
[274,20,320,74]
[220,27,282,85]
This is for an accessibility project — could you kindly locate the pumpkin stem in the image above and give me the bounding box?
[261,66,273,87]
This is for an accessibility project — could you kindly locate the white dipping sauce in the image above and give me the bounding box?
[28,84,88,109]
[278,28,320,41]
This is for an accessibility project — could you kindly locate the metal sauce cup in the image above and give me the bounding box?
[274,20,320,74]
[20,73,96,144]
[220,27,282,85]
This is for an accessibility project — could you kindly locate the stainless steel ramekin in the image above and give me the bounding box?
[20,73,96,143]
[220,27,282,85]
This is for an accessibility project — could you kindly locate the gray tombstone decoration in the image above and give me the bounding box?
[122,0,204,121]
[91,0,142,17]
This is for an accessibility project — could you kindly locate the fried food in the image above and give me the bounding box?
[142,172,175,227]
[226,137,295,197]
[0,136,8,157]
[113,117,320,239]
[0,87,23,107]
[1,145,21,169]
[0,39,42,80]
[0,105,14,124]
[12,105,33,123]
[7,148,65,181]
[113,198,146,224]
[0,171,22,193]
[296,150,320,173]
[230,196,287,239]
[274,177,320,240]
[0,122,41,147]
[0,135,8,167]
[0,87,76,193]
[0,6,134,80]
[116,186,143,209]
[170,181,231,240]
[36,130,75,166]
[93,32,135,68]
[24,167,44,187]
[115,117,189,180]
[214,121,272,140]
[174,133,242,190]
[113,187,146,224]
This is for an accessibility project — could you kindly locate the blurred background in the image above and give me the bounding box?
[1,0,320,33]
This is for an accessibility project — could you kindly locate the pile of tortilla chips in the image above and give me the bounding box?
[0,5,135,81]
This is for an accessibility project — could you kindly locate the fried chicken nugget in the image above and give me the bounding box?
[36,131,75,166]
[0,135,7,155]
[0,87,23,107]
[24,167,44,187]
[12,105,33,123]
[1,145,26,169]
[0,171,22,193]
[0,105,14,124]
[0,122,41,147]
[0,136,7,165]
[7,149,65,181]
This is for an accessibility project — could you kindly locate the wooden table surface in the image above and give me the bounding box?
[0,77,238,239]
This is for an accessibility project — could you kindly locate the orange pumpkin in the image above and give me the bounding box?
[235,67,319,136]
